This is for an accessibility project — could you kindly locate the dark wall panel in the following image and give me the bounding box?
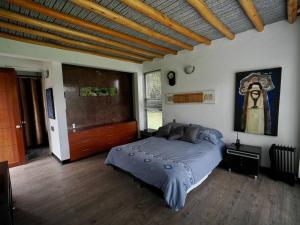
[62,64,134,129]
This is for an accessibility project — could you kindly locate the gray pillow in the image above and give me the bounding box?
[171,122,186,130]
[181,126,200,144]
[156,123,173,137]
[190,123,223,139]
[168,126,185,140]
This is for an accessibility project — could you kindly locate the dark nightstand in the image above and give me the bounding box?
[140,129,157,139]
[225,143,262,179]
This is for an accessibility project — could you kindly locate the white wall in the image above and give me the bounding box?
[42,61,70,160]
[0,55,45,71]
[0,38,145,161]
[144,20,300,169]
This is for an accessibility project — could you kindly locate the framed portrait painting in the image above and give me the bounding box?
[234,67,282,136]
[46,88,55,119]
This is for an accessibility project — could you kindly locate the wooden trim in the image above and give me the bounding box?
[0,9,161,59]
[239,0,264,32]
[8,0,176,55]
[187,0,235,40]
[287,0,298,24]
[70,0,193,50]
[0,21,150,61]
[121,0,211,45]
[0,33,143,64]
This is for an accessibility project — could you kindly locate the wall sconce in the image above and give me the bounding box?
[184,65,195,75]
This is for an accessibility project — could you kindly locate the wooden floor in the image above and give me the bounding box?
[10,153,300,225]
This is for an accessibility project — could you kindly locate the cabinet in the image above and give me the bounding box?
[140,129,157,139]
[68,121,137,161]
[225,143,261,179]
[0,161,14,225]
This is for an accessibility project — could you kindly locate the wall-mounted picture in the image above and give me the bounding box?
[46,88,55,119]
[80,87,117,97]
[234,67,282,136]
[166,90,215,104]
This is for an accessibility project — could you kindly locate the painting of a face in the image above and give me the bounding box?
[249,83,261,108]
[234,68,282,136]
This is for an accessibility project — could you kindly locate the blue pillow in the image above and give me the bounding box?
[202,128,223,139]
[196,130,219,145]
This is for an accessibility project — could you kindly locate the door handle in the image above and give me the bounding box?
[16,124,22,129]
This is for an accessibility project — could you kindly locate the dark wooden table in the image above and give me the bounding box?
[140,129,157,139]
[225,143,262,179]
[0,161,14,225]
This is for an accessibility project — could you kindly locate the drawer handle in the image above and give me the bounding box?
[227,150,259,159]
[82,148,90,152]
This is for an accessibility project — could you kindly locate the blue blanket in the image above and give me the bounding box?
[105,137,225,209]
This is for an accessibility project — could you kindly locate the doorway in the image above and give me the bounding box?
[17,71,50,162]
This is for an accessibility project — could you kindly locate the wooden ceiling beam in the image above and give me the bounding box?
[0,9,162,59]
[187,0,235,40]
[0,33,142,64]
[8,0,176,55]
[239,0,264,32]
[70,0,194,50]
[287,0,298,24]
[0,21,149,61]
[120,0,211,44]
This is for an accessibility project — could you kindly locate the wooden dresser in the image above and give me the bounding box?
[0,161,14,225]
[68,121,138,161]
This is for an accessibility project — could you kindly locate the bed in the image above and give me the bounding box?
[105,134,225,210]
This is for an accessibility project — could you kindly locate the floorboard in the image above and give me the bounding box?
[9,153,300,225]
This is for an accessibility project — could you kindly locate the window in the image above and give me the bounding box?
[144,70,162,130]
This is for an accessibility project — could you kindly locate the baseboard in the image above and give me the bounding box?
[51,153,70,165]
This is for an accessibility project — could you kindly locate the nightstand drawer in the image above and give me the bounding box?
[226,149,260,159]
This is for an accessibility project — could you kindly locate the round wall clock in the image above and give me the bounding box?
[167,71,176,86]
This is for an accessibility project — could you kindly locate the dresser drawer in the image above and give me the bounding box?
[69,130,106,143]
[226,149,260,159]
[68,121,138,161]
[70,138,108,161]
[70,147,96,161]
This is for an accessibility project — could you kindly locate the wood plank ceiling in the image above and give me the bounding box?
[0,0,299,64]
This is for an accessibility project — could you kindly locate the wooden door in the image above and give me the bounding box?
[0,68,25,167]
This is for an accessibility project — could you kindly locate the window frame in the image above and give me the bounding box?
[144,70,162,130]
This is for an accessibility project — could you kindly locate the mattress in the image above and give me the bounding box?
[105,137,225,210]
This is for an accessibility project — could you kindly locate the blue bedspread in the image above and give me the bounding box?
[105,137,225,209]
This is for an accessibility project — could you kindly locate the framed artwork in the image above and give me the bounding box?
[79,87,117,96]
[166,90,215,104]
[46,88,55,119]
[234,67,282,136]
